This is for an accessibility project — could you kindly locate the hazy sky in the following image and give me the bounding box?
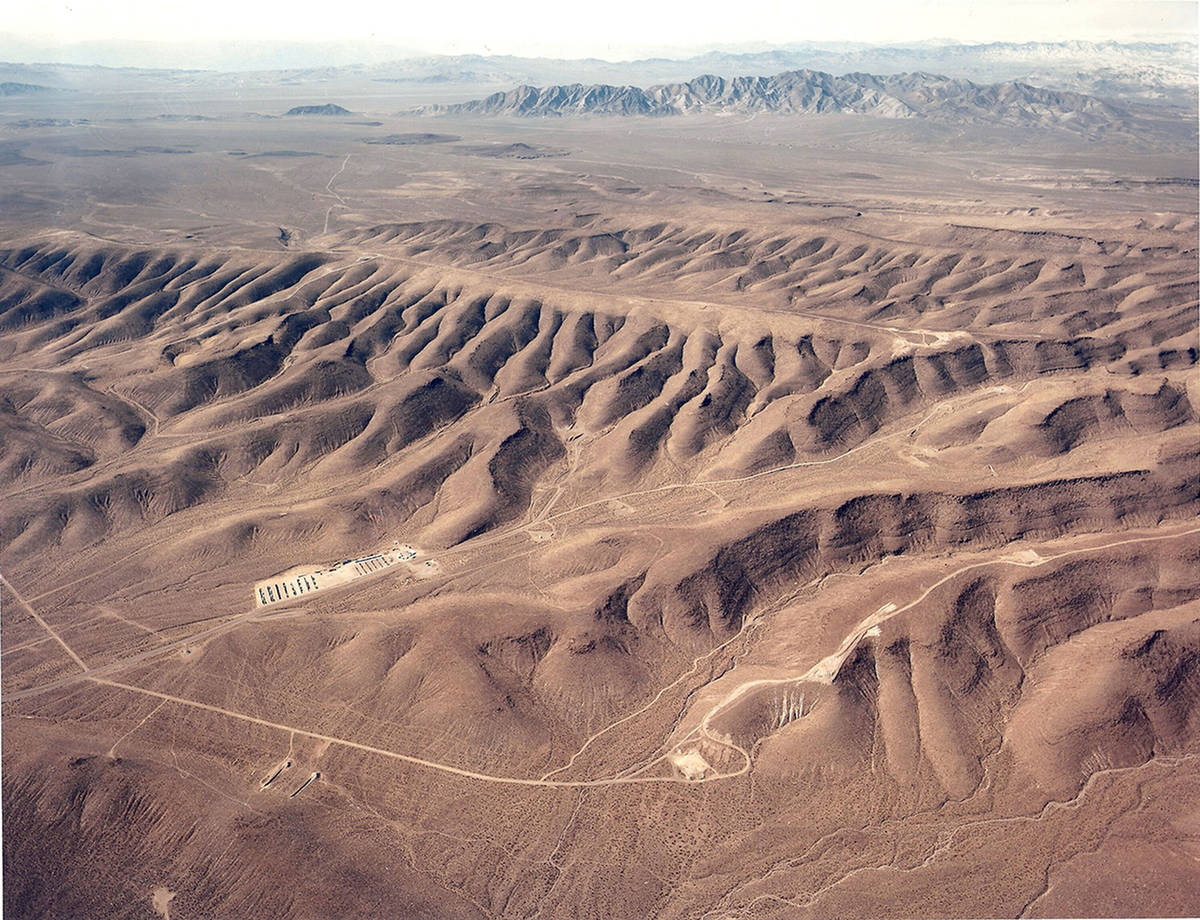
[10,0,1199,58]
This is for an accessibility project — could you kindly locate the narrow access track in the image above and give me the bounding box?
[1,573,90,673]
[3,600,267,704]
[8,524,1196,793]
[321,154,351,235]
[89,677,732,789]
[696,523,1200,736]
[439,402,951,564]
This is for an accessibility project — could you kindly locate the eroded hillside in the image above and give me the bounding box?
[2,101,1198,919]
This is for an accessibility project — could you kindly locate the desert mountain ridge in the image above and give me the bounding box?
[284,103,352,116]
[413,69,1126,131]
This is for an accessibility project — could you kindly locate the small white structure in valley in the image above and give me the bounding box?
[254,542,432,607]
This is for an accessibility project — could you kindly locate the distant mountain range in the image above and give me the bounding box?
[0,40,1194,106]
[384,41,1198,104]
[413,69,1127,132]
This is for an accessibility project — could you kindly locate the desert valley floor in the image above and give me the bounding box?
[1,86,1199,919]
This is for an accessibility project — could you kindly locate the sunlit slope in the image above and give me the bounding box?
[2,207,1197,919]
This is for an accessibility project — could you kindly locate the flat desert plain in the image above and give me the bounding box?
[1,82,1199,919]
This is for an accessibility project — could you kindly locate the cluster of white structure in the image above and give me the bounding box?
[255,543,421,607]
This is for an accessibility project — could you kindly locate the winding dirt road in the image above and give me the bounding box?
[6,523,1196,790]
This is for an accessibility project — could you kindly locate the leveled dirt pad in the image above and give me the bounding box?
[253,544,430,606]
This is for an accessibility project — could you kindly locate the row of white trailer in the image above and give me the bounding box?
[257,572,324,606]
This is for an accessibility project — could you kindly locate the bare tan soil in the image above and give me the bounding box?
[2,86,1198,919]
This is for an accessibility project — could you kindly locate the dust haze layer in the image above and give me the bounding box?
[1,53,1199,920]
[2,39,1196,104]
